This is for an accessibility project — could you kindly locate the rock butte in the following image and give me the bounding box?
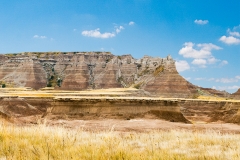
[0,52,198,98]
[0,52,240,125]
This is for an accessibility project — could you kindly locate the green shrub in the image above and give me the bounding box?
[47,83,52,87]
[133,82,143,89]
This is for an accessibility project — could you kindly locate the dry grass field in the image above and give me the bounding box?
[0,122,240,160]
[1,88,240,159]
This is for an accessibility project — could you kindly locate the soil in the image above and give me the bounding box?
[13,117,240,134]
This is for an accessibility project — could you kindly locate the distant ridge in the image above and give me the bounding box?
[0,52,233,98]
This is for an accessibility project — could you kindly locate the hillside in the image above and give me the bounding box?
[0,52,233,98]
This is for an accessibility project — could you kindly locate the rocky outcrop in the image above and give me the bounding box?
[0,55,47,89]
[199,87,230,98]
[232,88,240,100]
[0,97,43,118]
[1,95,240,124]
[0,96,190,123]
[180,100,240,123]
[0,52,197,97]
[44,97,190,123]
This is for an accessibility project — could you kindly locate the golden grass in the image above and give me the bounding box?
[198,95,228,101]
[0,88,137,98]
[1,123,240,160]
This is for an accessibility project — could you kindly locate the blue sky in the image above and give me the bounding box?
[0,0,240,93]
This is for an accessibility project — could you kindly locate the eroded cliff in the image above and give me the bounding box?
[0,52,198,98]
[232,89,240,100]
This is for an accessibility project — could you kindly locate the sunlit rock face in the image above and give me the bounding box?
[232,89,240,100]
[0,54,47,89]
[0,52,197,97]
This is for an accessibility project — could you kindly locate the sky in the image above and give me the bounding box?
[0,0,240,93]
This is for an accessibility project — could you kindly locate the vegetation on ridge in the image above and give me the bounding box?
[153,65,164,76]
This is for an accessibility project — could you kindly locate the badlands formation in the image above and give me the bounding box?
[0,52,197,97]
[0,52,240,129]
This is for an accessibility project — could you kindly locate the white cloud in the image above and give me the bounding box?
[219,36,240,45]
[208,78,215,81]
[184,77,191,80]
[227,86,240,90]
[235,76,240,79]
[82,24,126,39]
[194,19,209,25]
[217,85,240,91]
[197,43,222,51]
[33,35,47,39]
[220,26,240,45]
[191,59,207,68]
[233,25,240,30]
[229,31,240,37]
[179,42,223,68]
[227,28,240,37]
[212,86,217,89]
[129,21,135,26]
[215,78,238,83]
[195,77,205,81]
[220,60,228,66]
[207,57,219,64]
[179,42,221,59]
[214,76,240,85]
[115,26,124,34]
[82,28,115,39]
[175,60,190,72]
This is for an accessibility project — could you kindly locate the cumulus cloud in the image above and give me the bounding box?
[212,76,240,86]
[220,60,228,66]
[33,35,47,39]
[217,85,240,91]
[216,78,237,83]
[220,26,240,45]
[178,42,224,68]
[219,36,240,45]
[179,42,221,59]
[191,59,207,67]
[82,28,115,39]
[194,19,209,25]
[215,78,239,83]
[115,26,124,34]
[229,31,240,37]
[207,57,220,64]
[129,21,135,26]
[175,60,190,72]
[82,24,126,39]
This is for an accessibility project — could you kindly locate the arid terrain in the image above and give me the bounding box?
[1,88,240,159]
[1,88,240,133]
[1,52,240,159]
